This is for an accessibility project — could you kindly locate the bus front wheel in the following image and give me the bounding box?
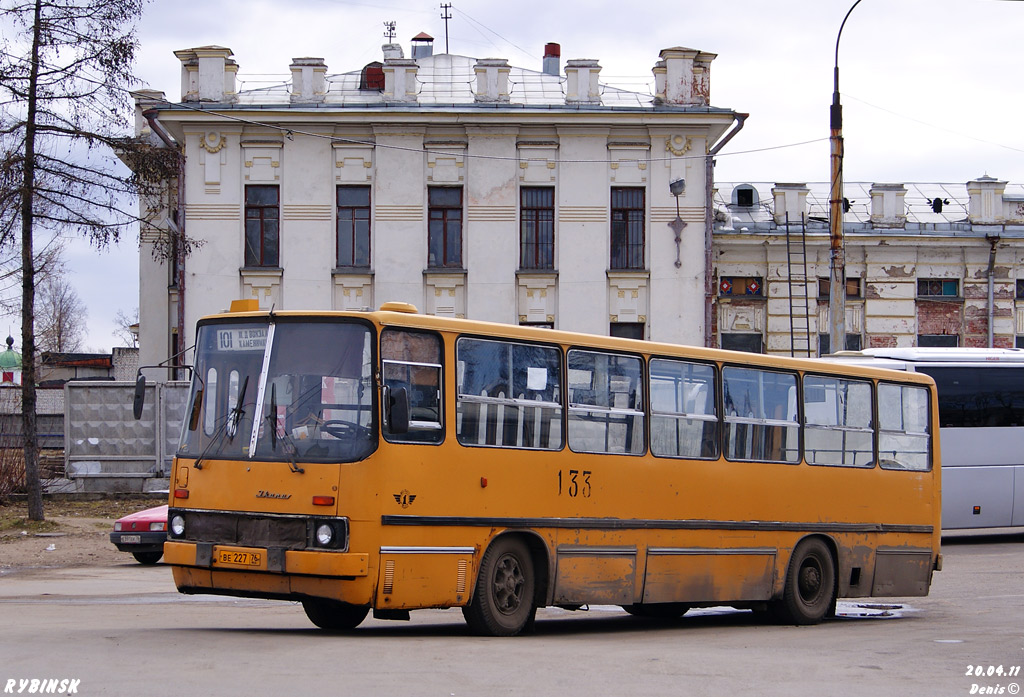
[462,537,536,636]
[302,599,369,630]
[773,538,835,625]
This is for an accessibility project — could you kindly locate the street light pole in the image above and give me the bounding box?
[829,0,862,355]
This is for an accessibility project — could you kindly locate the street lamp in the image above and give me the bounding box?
[829,0,863,354]
[669,177,686,269]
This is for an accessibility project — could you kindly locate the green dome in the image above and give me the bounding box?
[0,336,21,370]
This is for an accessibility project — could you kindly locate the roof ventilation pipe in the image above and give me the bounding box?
[543,43,560,76]
[411,32,434,59]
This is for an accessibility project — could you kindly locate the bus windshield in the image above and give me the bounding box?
[179,319,376,464]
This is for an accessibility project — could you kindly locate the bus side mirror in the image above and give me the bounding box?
[386,386,410,435]
[132,375,146,420]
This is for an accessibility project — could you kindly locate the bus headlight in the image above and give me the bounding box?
[315,523,334,546]
[170,514,186,537]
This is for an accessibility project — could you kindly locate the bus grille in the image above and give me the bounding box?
[178,510,311,550]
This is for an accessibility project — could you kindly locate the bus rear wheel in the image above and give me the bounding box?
[462,537,536,636]
[773,538,835,625]
[302,599,369,630]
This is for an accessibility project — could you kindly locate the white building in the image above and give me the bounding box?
[133,38,742,372]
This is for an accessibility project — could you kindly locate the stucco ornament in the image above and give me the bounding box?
[665,134,692,156]
[200,132,227,153]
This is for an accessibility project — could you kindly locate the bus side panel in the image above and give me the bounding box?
[942,427,1018,529]
[374,552,474,610]
[641,548,776,604]
[548,544,634,601]
[871,547,934,596]
[552,547,636,606]
[943,466,1014,529]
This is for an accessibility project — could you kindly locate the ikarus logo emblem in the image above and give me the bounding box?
[393,490,417,508]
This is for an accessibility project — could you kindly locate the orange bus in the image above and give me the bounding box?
[158,301,941,636]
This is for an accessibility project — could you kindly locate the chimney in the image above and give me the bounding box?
[564,59,601,104]
[869,183,908,229]
[653,47,715,106]
[411,32,434,59]
[474,58,511,103]
[382,43,404,60]
[174,46,237,103]
[290,57,327,103]
[543,43,560,76]
[771,183,810,225]
[967,175,1007,225]
[382,55,419,103]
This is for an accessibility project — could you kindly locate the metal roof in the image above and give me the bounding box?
[714,181,1024,230]
[234,53,659,109]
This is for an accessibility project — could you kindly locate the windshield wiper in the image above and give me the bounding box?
[265,382,305,474]
[195,375,249,470]
[225,375,249,440]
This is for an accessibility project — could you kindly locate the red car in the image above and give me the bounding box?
[109,504,168,564]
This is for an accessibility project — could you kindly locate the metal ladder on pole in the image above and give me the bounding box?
[785,212,813,357]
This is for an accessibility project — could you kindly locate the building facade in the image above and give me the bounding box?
[713,177,1024,355]
[134,39,740,372]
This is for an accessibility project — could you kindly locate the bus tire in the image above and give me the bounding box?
[462,536,536,636]
[774,538,835,625]
[301,599,369,630]
[622,603,691,620]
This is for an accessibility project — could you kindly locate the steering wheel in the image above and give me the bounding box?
[320,420,368,440]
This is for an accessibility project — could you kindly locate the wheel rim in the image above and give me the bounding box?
[491,553,525,615]
[797,555,824,605]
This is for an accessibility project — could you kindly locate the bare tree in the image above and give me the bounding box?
[35,272,86,352]
[0,0,178,520]
[112,306,138,348]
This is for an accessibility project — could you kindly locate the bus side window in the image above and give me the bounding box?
[878,383,931,471]
[722,366,799,463]
[381,329,443,443]
[567,349,644,455]
[649,358,718,459]
[803,375,874,467]
[455,338,563,450]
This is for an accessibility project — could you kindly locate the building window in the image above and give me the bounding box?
[520,187,554,270]
[428,187,463,268]
[818,277,861,299]
[1016,279,1024,299]
[918,334,959,347]
[610,322,644,340]
[244,185,279,267]
[720,333,763,353]
[818,333,862,355]
[733,185,758,208]
[917,278,959,298]
[719,276,763,296]
[610,187,645,270]
[337,186,371,268]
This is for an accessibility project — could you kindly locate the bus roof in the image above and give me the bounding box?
[201,304,933,385]
[828,347,1024,364]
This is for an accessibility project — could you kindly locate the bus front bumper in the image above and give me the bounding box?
[164,540,368,577]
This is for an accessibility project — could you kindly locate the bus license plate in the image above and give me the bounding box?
[217,550,262,568]
[120,535,141,544]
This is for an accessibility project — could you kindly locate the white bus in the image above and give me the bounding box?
[825,347,1024,530]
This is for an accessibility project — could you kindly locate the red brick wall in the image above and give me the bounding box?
[916,300,962,340]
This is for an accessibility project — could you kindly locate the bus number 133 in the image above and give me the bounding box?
[558,469,592,498]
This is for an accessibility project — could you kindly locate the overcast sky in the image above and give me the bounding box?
[70,0,1024,351]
